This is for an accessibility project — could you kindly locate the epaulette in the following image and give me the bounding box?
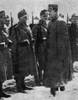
[12,24,18,29]
[58,17,66,22]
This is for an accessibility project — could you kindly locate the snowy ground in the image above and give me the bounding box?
[1,62,78,100]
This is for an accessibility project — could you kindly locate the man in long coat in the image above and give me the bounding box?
[32,10,48,85]
[9,9,35,92]
[0,10,11,98]
[44,4,73,96]
[2,15,13,80]
[68,21,78,62]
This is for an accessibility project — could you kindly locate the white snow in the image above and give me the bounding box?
[1,63,78,100]
[73,61,78,72]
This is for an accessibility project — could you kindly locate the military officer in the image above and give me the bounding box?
[9,9,35,93]
[68,20,78,62]
[32,9,48,85]
[43,4,73,96]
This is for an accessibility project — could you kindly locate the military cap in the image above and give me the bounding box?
[0,10,5,18]
[48,4,58,12]
[18,9,27,18]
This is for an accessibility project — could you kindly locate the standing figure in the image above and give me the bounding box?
[68,21,78,62]
[9,9,35,93]
[44,4,73,96]
[32,10,48,85]
[0,10,11,98]
[3,15,13,80]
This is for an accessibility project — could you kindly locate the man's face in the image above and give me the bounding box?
[49,10,56,20]
[40,12,49,21]
[5,19,10,27]
[19,15,28,23]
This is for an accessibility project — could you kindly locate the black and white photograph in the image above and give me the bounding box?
[0,0,78,100]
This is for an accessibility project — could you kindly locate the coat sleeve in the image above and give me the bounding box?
[8,27,17,52]
[57,21,69,60]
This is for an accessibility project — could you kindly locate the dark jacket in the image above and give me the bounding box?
[32,20,47,69]
[68,23,78,62]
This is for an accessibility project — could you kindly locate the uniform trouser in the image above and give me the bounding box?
[35,46,45,84]
[4,49,12,80]
[38,56,45,83]
[0,82,3,94]
[15,74,25,91]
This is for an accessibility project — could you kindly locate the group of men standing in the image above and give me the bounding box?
[0,4,74,98]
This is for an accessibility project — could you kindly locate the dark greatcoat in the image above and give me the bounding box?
[68,23,78,62]
[9,22,35,77]
[44,18,73,88]
[32,20,47,70]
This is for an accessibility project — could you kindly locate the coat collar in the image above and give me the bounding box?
[51,16,58,22]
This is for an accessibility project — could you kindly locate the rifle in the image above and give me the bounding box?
[32,41,39,82]
[10,12,13,27]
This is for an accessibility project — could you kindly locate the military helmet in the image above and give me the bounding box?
[0,10,5,18]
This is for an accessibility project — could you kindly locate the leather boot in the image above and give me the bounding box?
[60,86,65,91]
[50,88,56,97]
[55,87,59,91]
[15,76,25,93]
[34,76,42,86]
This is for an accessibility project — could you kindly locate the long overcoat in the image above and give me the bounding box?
[9,22,35,77]
[1,30,13,80]
[44,18,73,88]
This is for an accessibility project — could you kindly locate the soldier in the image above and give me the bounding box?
[32,10,48,85]
[0,10,11,98]
[68,21,78,62]
[2,14,13,80]
[43,4,73,96]
[9,9,35,93]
